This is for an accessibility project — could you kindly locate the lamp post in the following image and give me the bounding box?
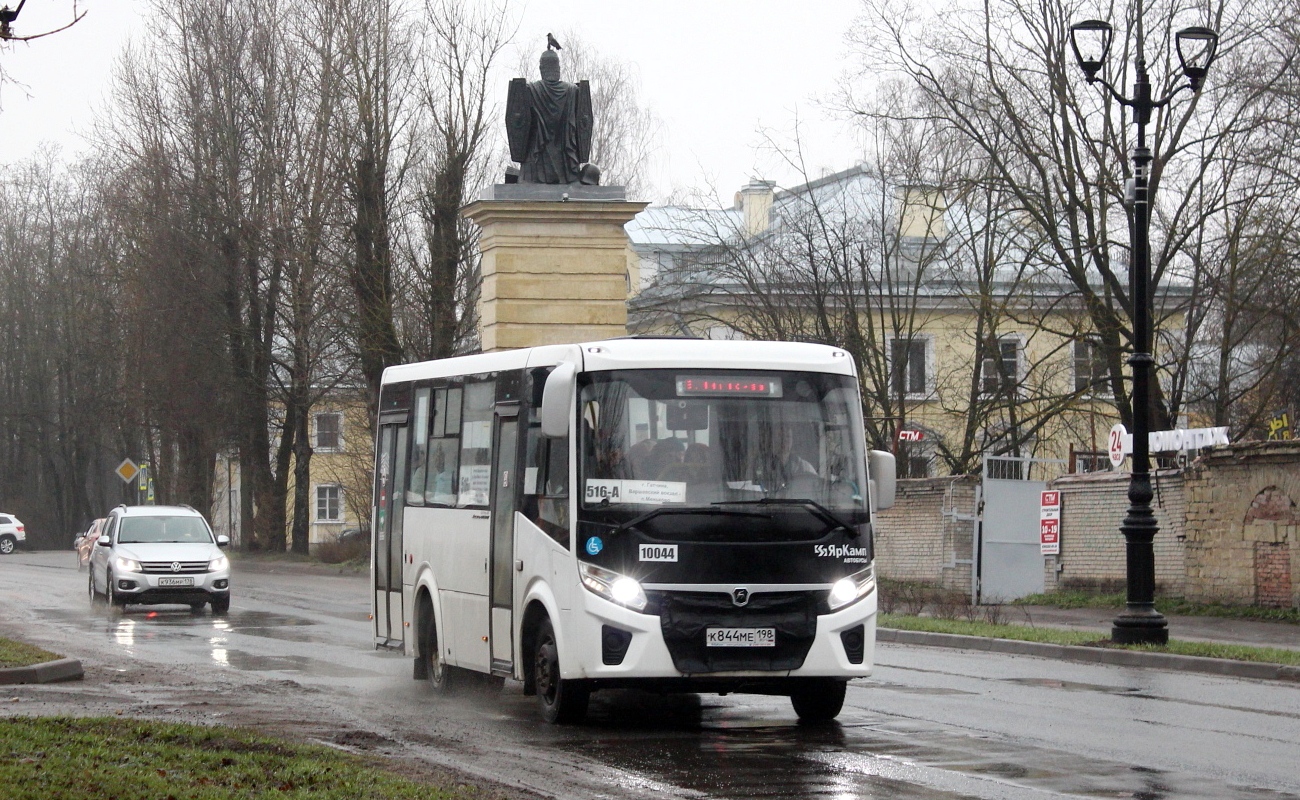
[0,1,26,39]
[1068,6,1218,645]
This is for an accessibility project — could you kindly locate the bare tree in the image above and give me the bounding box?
[847,0,1298,437]
[404,0,514,361]
[337,0,412,414]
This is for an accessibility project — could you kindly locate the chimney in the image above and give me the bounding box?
[899,185,947,239]
[736,179,775,237]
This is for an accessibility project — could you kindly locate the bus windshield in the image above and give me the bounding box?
[578,369,869,519]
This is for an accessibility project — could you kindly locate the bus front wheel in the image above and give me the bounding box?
[423,617,454,695]
[790,678,847,723]
[533,618,588,724]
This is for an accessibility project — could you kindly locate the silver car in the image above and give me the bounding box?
[88,505,231,613]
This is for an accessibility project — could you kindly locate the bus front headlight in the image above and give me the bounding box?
[579,562,648,612]
[828,565,875,611]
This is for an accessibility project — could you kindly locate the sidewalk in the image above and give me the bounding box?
[1003,605,1300,652]
[878,605,1300,682]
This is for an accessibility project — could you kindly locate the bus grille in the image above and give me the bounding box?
[656,591,818,673]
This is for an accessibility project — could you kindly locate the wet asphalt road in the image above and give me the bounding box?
[2,550,1298,800]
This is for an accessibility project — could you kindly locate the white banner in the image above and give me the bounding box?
[1108,423,1229,467]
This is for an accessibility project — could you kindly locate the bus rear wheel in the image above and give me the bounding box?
[533,618,588,724]
[790,678,847,723]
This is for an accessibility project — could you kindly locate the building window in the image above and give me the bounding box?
[897,442,931,478]
[316,485,342,522]
[1073,339,1109,396]
[981,337,1021,396]
[315,412,342,451]
[890,337,929,397]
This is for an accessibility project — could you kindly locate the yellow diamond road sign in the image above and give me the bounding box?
[116,459,140,484]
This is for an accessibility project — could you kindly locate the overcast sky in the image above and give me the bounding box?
[0,0,868,204]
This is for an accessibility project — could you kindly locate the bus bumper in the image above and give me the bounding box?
[564,588,876,682]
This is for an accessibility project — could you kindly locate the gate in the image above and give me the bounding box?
[978,456,1065,603]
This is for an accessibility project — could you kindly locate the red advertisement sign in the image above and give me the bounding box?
[1040,518,1060,555]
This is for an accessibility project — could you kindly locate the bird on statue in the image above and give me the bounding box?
[547,32,562,51]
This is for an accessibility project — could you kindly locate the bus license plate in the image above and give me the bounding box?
[157,577,194,587]
[706,628,775,647]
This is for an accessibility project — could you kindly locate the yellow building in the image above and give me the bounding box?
[292,395,373,548]
[625,166,1168,478]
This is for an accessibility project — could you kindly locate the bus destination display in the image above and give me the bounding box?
[676,376,784,398]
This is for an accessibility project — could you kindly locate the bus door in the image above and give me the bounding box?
[373,422,409,648]
[489,402,520,673]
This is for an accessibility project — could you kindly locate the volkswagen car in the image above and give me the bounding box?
[88,505,231,613]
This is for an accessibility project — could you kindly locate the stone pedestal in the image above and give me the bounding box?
[462,192,648,352]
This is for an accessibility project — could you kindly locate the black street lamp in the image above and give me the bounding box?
[0,1,26,39]
[1068,7,1218,645]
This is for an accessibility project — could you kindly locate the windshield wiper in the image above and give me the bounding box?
[617,506,772,534]
[711,498,860,537]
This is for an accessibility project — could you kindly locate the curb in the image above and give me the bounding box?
[0,658,84,686]
[877,629,1300,683]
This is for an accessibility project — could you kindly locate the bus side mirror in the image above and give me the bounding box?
[541,362,577,438]
[868,450,896,511]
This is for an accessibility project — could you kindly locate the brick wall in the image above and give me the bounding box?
[1182,441,1300,606]
[1045,469,1187,596]
[876,442,1300,608]
[874,476,978,596]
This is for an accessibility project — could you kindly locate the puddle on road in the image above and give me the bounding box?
[868,681,977,697]
[541,690,1299,800]
[1000,676,1142,694]
[210,648,380,678]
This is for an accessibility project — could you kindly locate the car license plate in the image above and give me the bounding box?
[706,627,775,647]
[157,577,194,587]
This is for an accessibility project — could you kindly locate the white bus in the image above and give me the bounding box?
[371,338,896,723]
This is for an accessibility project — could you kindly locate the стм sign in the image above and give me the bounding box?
[897,430,923,442]
[1040,490,1061,555]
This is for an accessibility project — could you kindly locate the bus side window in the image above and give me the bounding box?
[522,367,569,547]
[523,422,570,549]
[420,388,459,507]
[406,388,431,506]
[457,381,494,508]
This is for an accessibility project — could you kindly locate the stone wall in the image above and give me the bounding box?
[1182,441,1300,607]
[1047,469,1187,596]
[875,442,1300,608]
[874,476,978,596]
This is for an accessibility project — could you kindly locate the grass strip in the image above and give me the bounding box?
[0,717,482,799]
[879,614,1300,667]
[1015,591,1300,624]
[0,637,61,669]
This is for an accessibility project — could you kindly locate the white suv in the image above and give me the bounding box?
[0,513,26,555]
[88,505,231,613]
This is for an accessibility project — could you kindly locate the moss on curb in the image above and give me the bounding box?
[0,637,61,669]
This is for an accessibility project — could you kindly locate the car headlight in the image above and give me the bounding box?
[828,564,875,611]
[578,561,647,612]
[209,555,229,572]
[114,556,143,573]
